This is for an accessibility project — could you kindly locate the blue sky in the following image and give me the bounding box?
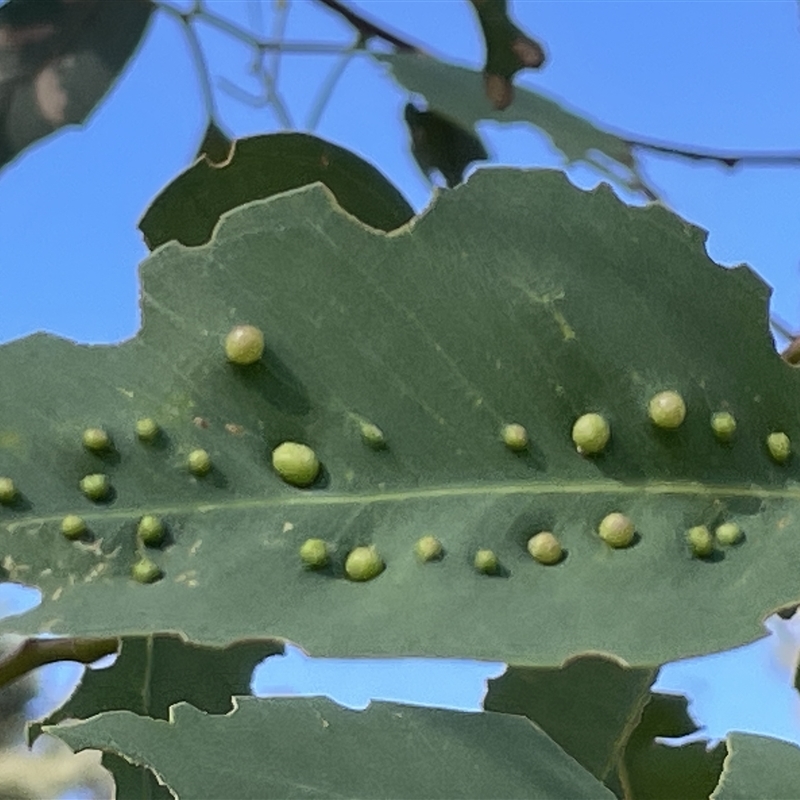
[3,0,800,749]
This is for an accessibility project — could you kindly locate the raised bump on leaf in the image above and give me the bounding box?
[0,477,16,505]
[345,545,384,582]
[82,427,111,452]
[710,411,736,442]
[271,442,320,487]
[598,512,635,549]
[527,532,562,564]
[767,432,791,464]
[132,557,162,584]
[571,413,610,456]
[414,535,443,562]
[79,473,109,501]
[501,423,528,452]
[360,422,387,450]
[299,538,329,569]
[474,549,499,575]
[225,324,265,365]
[716,522,742,546]
[137,515,165,547]
[688,525,714,558]
[648,391,686,430]
[135,417,160,442]
[60,514,87,540]
[187,449,212,476]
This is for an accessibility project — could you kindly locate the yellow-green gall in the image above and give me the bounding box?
[137,515,165,547]
[61,514,87,540]
[82,427,111,452]
[187,448,212,476]
[572,413,610,455]
[414,535,443,562]
[715,522,742,546]
[648,391,686,429]
[711,412,736,442]
[225,324,265,365]
[501,423,528,452]
[299,538,329,569]
[688,525,714,558]
[598,512,635,549]
[0,477,16,505]
[474,549,498,574]
[135,418,159,442]
[132,557,162,584]
[767,432,791,464]
[360,422,387,450]
[272,442,320,487]
[344,545,384,582]
[80,473,110,501]
[527,532,562,565]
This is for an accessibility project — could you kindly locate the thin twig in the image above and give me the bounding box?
[627,135,800,168]
[315,0,419,51]
[268,0,291,88]
[306,45,359,130]
[0,637,119,691]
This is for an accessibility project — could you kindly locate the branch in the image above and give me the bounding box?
[315,0,420,52]
[0,636,119,690]
[626,134,800,168]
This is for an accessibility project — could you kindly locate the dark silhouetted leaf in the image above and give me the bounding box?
[196,120,233,165]
[0,0,153,170]
[139,133,414,249]
[404,102,488,187]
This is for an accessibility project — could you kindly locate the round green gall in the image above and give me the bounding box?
[299,538,328,569]
[82,427,111,452]
[571,413,610,455]
[135,418,159,442]
[272,442,320,487]
[61,514,87,540]
[187,448,212,476]
[132,557,162,584]
[648,391,686,429]
[474,549,498,575]
[360,422,387,450]
[711,411,736,442]
[137,515,165,547]
[225,324,264,365]
[687,525,714,558]
[414,535,443,562]
[598,513,635,549]
[767,432,791,464]
[0,477,16,505]
[715,522,742,546]
[344,545,384,582]
[502,423,528,452]
[527,532,562,565]
[80,473,110,501]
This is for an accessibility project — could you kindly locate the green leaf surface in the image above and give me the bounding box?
[28,634,282,743]
[47,696,615,800]
[484,654,656,783]
[619,693,726,800]
[1,168,800,666]
[139,133,414,249]
[711,733,800,799]
[379,53,645,194]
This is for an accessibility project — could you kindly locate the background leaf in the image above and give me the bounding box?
[484,654,656,784]
[47,696,616,800]
[139,133,415,250]
[380,53,646,195]
[0,0,153,170]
